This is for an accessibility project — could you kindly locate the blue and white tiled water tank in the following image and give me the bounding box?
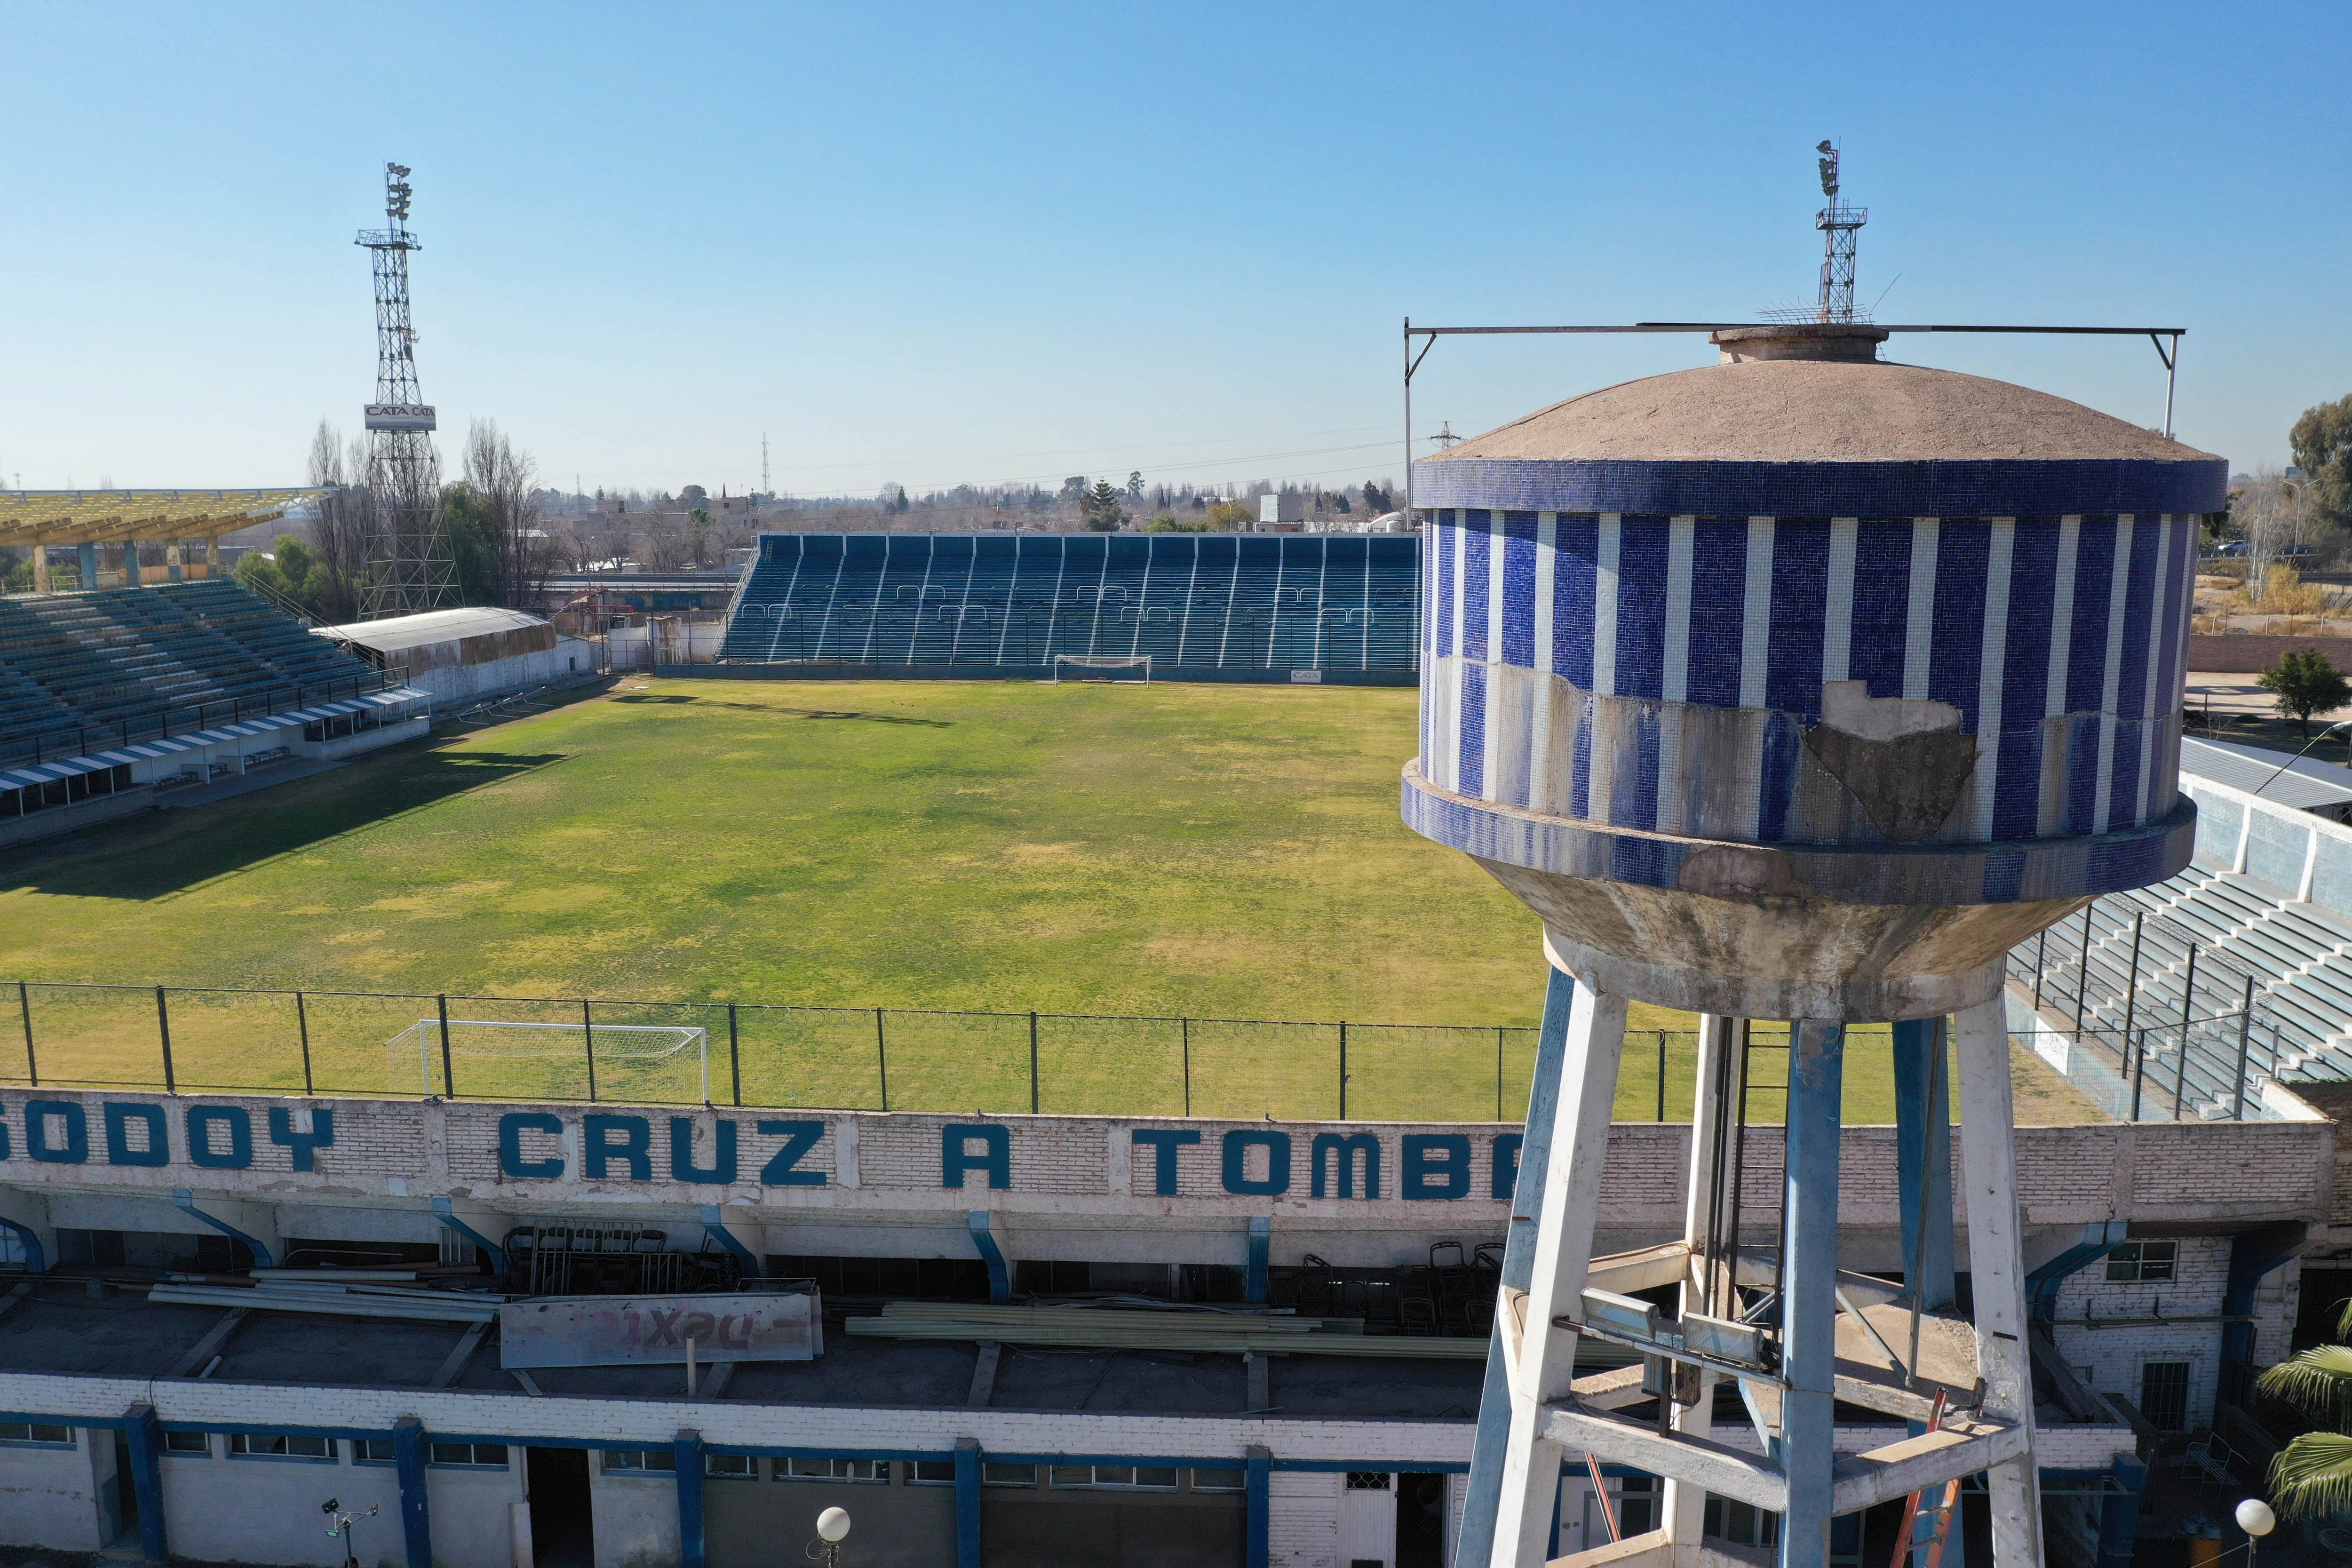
[1401,325,2230,1020]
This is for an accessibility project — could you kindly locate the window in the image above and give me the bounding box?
[354,1440,396,1465]
[909,1460,958,1485]
[2141,1361,2193,1431]
[602,1449,676,1474]
[1346,1472,1393,1491]
[0,1422,73,1447]
[982,1464,1038,1487]
[163,1432,210,1457]
[229,1433,336,1462]
[1704,1498,1780,1549]
[1054,1465,1176,1490]
[429,1443,509,1469]
[2106,1242,2178,1282]
[705,1454,757,1480]
[780,1457,887,1484]
[1619,1475,1658,1536]
[1191,1469,1246,1493]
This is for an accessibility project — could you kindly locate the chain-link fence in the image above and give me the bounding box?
[2,981,1748,1123]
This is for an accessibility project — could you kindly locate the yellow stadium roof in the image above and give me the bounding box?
[0,488,326,545]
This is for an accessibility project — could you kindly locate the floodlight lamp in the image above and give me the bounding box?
[322,1499,340,1515]
[2236,1499,2276,1538]
[1816,140,1833,154]
[817,1507,852,1543]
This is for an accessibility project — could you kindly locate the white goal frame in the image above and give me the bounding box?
[386,1017,710,1101]
[1049,654,1152,685]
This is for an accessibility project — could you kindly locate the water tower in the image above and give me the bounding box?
[1406,317,2224,1568]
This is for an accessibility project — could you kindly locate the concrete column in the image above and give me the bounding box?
[1954,995,2043,1568]
[1246,1215,1271,1304]
[30,544,50,591]
[1666,1013,1737,1549]
[165,541,183,582]
[393,1415,433,1568]
[206,535,222,575]
[954,1436,982,1568]
[1493,977,1628,1566]
[1778,1020,1843,1568]
[1455,966,1576,1567]
[1893,1016,1955,1308]
[1246,1445,1271,1568]
[673,1428,705,1568]
[121,1403,167,1561]
[77,542,98,589]
[2094,1456,2146,1568]
[967,1212,1009,1303]
[123,540,142,588]
[0,1186,56,1271]
[1456,966,1577,1566]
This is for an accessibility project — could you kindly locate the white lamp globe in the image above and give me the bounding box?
[2236,1499,2277,1538]
[817,1507,852,1544]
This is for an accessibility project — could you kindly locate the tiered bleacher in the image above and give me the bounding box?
[0,579,387,772]
[719,532,1420,680]
[2015,774,2352,1116]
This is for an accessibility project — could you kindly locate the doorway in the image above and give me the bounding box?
[527,1447,595,1568]
[1339,1472,1397,1568]
[109,1432,141,1545]
[1394,1473,1447,1568]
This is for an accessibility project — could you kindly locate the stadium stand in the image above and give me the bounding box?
[0,579,389,771]
[2016,771,2352,1116]
[718,531,1420,680]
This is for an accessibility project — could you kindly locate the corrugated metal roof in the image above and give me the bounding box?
[316,606,549,654]
[2179,736,2352,810]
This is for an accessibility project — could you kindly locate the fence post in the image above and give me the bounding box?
[1181,1018,1192,1118]
[2172,945,2198,1120]
[17,980,35,1087]
[1495,1027,1504,1121]
[1029,1012,1041,1115]
[875,1008,889,1113]
[581,999,597,1103]
[727,1004,741,1107]
[2072,901,2096,1035]
[2030,930,2047,1009]
[295,991,314,1095]
[2232,974,2257,1121]
[1337,1022,1348,1121]
[2118,913,2145,1069]
[151,985,177,1093]
[2130,1028,2148,1122]
[1656,1030,1668,1122]
[436,995,455,1098]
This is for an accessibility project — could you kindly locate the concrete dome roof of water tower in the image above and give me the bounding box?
[1424,355,2220,467]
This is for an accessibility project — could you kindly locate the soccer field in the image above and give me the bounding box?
[0,677,2094,1122]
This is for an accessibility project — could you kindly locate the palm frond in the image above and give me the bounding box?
[2333,1294,2352,1344]
[2257,1346,2352,1419]
[2270,1433,2352,1520]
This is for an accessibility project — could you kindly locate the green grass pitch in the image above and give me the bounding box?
[0,678,2094,1123]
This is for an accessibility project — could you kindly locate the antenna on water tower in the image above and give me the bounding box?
[1814,140,1867,324]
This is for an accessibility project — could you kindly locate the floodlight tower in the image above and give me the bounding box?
[1814,141,1867,323]
[356,161,456,618]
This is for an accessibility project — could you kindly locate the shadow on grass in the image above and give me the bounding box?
[611,693,950,726]
[1,748,569,901]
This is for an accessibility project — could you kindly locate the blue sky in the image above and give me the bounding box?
[1,2,2344,498]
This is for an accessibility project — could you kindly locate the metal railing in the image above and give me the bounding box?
[1,669,402,772]
[1,980,1751,1124]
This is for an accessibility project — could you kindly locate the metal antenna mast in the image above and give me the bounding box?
[355,161,455,618]
[762,433,771,499]
[1813,140,1867,323]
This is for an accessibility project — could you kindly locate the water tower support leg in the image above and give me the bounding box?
[1778,1020,1844,1568]
[1954,996,2044,1568]
[1665,1014,1737,1552]
[1491,980,1629,1566]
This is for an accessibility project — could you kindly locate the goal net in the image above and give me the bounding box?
[1049,654,1152,685]
[385,1018,710,1104]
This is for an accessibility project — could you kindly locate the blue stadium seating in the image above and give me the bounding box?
[719,532,1420,680]
[0,580,383,766]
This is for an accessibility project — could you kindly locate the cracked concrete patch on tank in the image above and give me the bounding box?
[1804,681,1976,843]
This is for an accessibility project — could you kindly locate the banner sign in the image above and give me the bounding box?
[500,1291,821,1368]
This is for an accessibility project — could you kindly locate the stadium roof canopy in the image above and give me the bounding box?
[0,488,324,546]
[2180,735,2352,810]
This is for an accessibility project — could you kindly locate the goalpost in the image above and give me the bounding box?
[1049,654,1152,685]
[385,1017,710,1102]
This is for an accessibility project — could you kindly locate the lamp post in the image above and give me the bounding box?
[2235,1497,2275,1567]
[322,1497,380,1568]
[810,1506,851,1567]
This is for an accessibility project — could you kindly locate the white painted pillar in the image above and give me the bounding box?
[1492,979,1629,1566]
[30,544,51,591]
[1954,995,2043,1568]
[1667,1013,1734,1550]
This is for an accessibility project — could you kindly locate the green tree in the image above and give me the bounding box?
[2258,649,2352,736]
[1362,481,1392,513]
[678,484,710,509]
[1080,480,1125,532]
[2258,1300,2352,1518]
[1127,470,1144,501]
[1207,501,1253,531]
[2290,394,2352,535]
